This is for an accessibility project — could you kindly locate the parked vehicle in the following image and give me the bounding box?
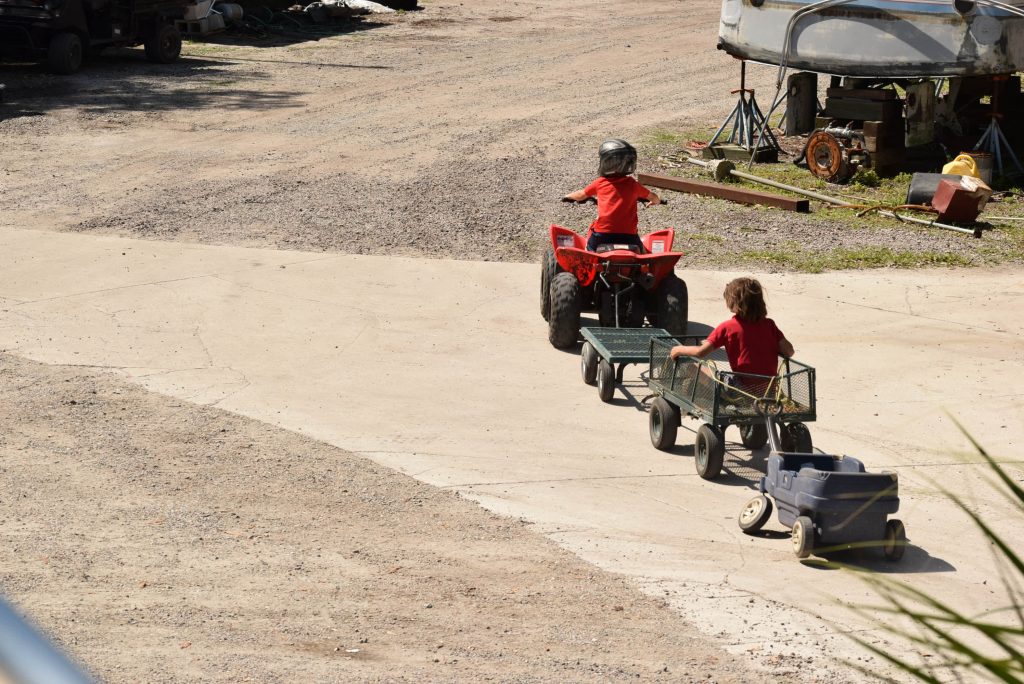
[0,0,187,73]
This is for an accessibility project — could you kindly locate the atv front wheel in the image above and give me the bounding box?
[548,272,581,348]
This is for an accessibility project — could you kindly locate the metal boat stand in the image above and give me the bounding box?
[706,61,781,162]
[974,78,1023,180]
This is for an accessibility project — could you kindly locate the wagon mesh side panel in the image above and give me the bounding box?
[649,337,673,384]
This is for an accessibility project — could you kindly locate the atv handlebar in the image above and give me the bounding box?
[561,197,668,206]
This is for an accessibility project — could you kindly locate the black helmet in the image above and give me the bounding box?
[598,138,637,176]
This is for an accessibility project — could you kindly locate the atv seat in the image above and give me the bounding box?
[594,242,644,254]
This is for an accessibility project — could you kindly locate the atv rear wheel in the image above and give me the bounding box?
[548,272,581,349]
[654,274,688,335]
[540,248,561,321]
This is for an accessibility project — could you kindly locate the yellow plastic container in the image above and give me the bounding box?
[942,153,981,179]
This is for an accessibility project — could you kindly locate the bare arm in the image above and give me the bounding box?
[645,191,661,206]
[778,337,794,358]
[670,340,714,360]
[563,189,590,202]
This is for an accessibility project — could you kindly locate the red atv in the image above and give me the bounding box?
[540,203,688,348]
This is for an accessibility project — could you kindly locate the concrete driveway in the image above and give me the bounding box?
[2,226,1022,675]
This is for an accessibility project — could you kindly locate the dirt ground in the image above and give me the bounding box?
[1,0,1020,682]
[0,353,768,683]
[2,0,1021,267]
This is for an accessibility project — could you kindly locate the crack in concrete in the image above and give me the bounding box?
[13,272,221,306]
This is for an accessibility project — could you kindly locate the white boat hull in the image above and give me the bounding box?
[718,0,1024,76]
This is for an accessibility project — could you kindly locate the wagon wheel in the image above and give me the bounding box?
[694,424,724,480]
[780,423,813,453]
[649,397,680,450]
[739,423,768,450]
[738,494,773,533]
[792,515,815,559]
[597,359,615,402]
[580,342,598,385]
[883,519,906,562]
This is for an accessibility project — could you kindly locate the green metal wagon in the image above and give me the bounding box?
[646,336,817,480]
[580,327,680,402]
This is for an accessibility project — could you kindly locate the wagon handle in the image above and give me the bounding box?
[754,398,783,417]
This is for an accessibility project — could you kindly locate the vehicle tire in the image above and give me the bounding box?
[780,422,813,453]
[694,424,724,480]
[738,494,773,533]
[740,423,769,450]
[580,342,598,385]
[649,397,679,450]
[654,274,688,335]
[597,359,615,402]
[548,272,581,349]
[792,515,815,559]
[883,519,906,562]
[540,247,561,321]
[144,23,182,64]
[47,32,83,75]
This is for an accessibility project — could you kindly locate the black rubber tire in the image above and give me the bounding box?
[883,519,906,562]
[597,359,615,402]
[740,423,769,450]
[649,397,679,450]
[144,23,182,64]
[654,274,688,336]
[540,248,560,321]
[694,424,724,480]
[548,272,581,349]
[47,32,83,75]
[792,515,815,559]
[780,422,813,453]
[580,341,598,385]
[738,494,773,533]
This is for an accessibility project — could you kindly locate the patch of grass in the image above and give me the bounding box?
[739,246,973,273]
[684,232,724,244]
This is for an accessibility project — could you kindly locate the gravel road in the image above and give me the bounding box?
[3,0,1020,268]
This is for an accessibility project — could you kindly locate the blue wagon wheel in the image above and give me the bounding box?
[792,515,815,559]
[883,519,906,561]
[738,494,773,533]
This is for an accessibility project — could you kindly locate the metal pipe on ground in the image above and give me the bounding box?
[684,156,982,237]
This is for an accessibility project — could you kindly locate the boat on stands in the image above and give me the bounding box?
[718,0,1024,77]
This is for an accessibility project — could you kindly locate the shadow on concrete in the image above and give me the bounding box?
[813,543,956,575]
[0,52,303,119]
[192,16,389,49]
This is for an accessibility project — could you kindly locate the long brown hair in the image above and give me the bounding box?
[723,277,767,322]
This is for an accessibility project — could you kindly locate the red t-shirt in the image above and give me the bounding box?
[706,316,785,377]
[584,176,651,234]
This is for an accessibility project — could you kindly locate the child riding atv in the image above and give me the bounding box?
[563,139,663,252]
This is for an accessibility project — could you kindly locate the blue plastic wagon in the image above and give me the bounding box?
[738,400,906,561]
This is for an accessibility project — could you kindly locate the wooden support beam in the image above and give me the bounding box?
[637,172,810,213]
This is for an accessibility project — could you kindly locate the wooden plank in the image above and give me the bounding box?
[637,173,809,213]
[823,98,902,121]
[826,87,897,101]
